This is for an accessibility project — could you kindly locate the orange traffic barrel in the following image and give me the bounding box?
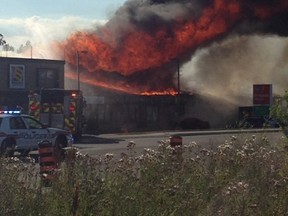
[38,140,60,174]
[170,135,182,147]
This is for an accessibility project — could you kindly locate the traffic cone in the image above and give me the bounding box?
[38,140,61,184]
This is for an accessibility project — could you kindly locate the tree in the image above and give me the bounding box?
[270,91,288,128]
[17,40,31,54]
[0,34,6,46]
[3,44,14,52]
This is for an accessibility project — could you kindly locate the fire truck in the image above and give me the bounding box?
[27,89,86,140]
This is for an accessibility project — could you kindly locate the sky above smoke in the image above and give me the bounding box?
[0,0,125,50]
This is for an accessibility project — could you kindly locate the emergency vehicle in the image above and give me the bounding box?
[0,110,73,156]
[28,89,86,140]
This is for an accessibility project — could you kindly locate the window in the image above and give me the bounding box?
[10,117,26,129]
[24,116,44,129]
[37,69,59,88]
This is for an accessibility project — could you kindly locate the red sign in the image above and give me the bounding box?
[253,84,272,105]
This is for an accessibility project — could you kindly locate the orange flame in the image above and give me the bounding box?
[140,90,179,96]
[60,0,288,95]
[66,72,178,95]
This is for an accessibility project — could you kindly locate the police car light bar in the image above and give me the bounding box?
[0,110,21,114]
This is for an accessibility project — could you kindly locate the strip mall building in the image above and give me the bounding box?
[0,56,236,134]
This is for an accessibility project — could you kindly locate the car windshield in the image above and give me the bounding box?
[24,116,44,129]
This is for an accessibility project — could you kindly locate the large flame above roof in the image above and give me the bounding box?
[59,0,288,95]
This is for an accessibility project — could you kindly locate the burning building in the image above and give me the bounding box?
[55,0,288,133]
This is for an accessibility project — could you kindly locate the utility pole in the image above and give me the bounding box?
[175,59,181,129]
[177,59,180,95]
[76,50,88,91]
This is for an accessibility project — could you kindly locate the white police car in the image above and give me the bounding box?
[0,111,73,157]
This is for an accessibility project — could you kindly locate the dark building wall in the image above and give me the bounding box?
[0,57,65,112]
[84,94,191,134]
[0,57,65,91]
[183,94,238,129]
[83,91,240,134]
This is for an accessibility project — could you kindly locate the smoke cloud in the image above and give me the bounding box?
[61,0,288,97]
[181,35,288,104]
[66,0,288,129]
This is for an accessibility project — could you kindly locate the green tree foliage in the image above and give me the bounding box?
[270,91,288,127]
[0,34,6,46]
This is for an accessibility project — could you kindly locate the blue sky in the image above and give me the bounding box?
[0,0,125,19]
[0,0,126,55]
[0,0,126,19]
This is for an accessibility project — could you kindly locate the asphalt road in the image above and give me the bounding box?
[73,128,285,158]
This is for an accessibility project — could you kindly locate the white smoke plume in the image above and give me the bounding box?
[181,35,288,105]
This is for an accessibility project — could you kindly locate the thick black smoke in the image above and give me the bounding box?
[69,0,288,92]
[72,0,288,128]
[104,0,211,37]
[110,0,288,35]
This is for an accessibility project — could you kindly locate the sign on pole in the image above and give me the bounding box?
[253,84,272,106]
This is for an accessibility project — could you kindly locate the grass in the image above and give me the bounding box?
[1,132,288,215]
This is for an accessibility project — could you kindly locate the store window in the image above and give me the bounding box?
[37,69,59,88]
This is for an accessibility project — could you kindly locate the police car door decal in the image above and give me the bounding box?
[9,116,29,148]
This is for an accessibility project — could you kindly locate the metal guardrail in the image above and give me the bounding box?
[92,128,283,140]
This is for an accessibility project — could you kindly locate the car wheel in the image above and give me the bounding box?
[0,139,15,157]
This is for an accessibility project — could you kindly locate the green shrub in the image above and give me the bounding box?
[270,90,288,127]
[1,135,288,215]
